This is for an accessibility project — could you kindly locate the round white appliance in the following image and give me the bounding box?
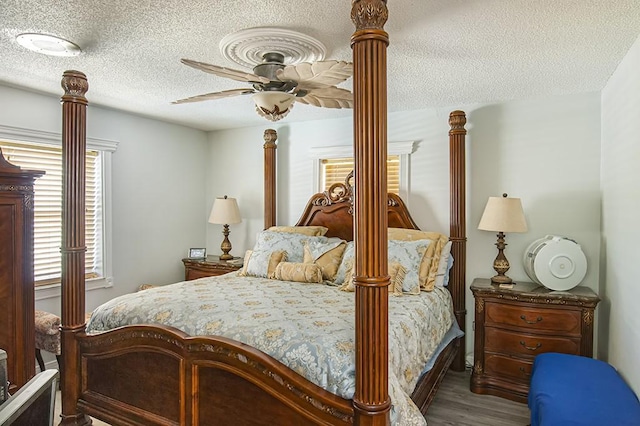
[523,235,587,291]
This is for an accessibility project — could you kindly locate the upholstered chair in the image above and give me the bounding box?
[34,311,61,372]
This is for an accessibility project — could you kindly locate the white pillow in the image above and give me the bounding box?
[434,241,452,287]
[442,255,454,287]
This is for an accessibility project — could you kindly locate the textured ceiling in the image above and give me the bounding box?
[1,0,639,131]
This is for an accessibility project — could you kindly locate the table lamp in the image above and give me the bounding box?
[208,196,242,260]
[478,193,528,284]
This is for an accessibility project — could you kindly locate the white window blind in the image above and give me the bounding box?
[321,155,400,194]
[0,141,102,286]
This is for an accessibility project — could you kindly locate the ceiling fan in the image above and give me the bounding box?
[173,52,354,122]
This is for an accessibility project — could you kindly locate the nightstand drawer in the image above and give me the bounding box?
[486,301,581,335]
[485,327,580,357]
[183,256,242,281]
[186,267,231,280]
[484,353,532,383]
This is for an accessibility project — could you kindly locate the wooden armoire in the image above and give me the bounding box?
[0,147,43,391]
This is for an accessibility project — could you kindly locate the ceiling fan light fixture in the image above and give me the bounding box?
[15,33,82,57]
[252,92,295,122]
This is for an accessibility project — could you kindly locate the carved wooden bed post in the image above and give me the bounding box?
[351,1,391,424]
[59,70,91,426]
[263,128,277,229]
[448,110,467,372]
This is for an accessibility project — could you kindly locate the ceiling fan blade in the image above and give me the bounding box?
[172,88,255,104]
[277,60,353,90]
[181,58,270,85]
[296,87,353,109]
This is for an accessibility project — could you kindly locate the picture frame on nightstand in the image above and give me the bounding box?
[188,248,206,259]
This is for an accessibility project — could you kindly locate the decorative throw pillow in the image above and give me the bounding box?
[268,225,328,236]
[340,262,406,296]
[243,249,287,278]
[387,228,449,291]
[303,237,346,281]
[334,241,355,285]
[387,239,430,294]
[273,262,323,283]
[252,230,310,263]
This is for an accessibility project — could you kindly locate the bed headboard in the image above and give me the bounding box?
[295,171,420,241]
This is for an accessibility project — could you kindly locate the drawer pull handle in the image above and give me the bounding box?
[519,341,542,351]
[519,367,531,377]
[520,314,543,324]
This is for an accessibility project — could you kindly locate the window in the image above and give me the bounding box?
[0,125,117,298]
[321,155,401,194]
[310,141,416,202]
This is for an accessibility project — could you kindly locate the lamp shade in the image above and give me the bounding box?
[478,194,527,233]
[208,196,242,225]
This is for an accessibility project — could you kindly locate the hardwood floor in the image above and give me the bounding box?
[426,369,531,426]
[53,368,529,425]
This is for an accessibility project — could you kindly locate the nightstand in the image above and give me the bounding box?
[470,277,599,403]
[182,255,242,280]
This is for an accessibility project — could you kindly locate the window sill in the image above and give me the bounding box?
[35,277,114,301]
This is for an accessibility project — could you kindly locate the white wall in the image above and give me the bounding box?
[0,84,209,317]
[601,34,640,394]
[208,92,602,359]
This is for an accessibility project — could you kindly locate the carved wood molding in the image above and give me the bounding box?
[351,0,388,31]
[80,329,187,350]
[263,128,277,149]
[0,184,33,192]
[61,70,89,102]
[583,310,594,326]
[476,291,600,308]
[311,171,354,208]
[448,110,467,134]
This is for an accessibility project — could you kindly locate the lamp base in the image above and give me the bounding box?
[490,231,514,285]
[219,224,233,261]
[490,274,513,285]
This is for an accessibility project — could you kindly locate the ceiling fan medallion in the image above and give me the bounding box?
[173,27,353,122]
[219,27,327,68]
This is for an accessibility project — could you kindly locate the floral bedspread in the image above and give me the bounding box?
[87,273,454,425]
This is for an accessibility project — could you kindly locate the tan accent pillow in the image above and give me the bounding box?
[303,241,346,281]
[266,251,288,278]
[339,262,406,296]
[273,262,323,283]
[387,228,449,291]
[237,250,254,276]
[268,226,328,236]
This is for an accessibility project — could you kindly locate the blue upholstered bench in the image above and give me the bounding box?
[529,353,640,426]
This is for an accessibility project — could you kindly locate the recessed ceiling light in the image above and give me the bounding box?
[15,33,82,57]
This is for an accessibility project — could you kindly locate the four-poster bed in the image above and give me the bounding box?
[58,1,468,425]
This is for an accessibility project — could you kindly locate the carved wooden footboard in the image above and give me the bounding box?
[77,325,353,425]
